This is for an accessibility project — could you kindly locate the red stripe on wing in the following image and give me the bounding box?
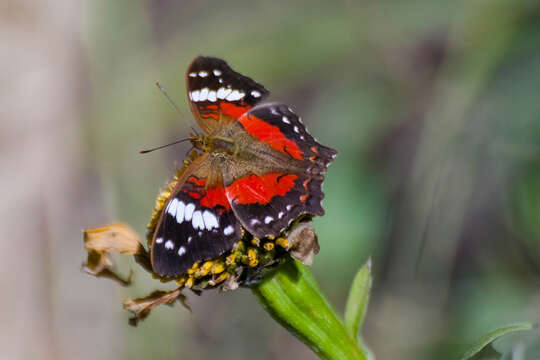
[219,102,252,119]
[226,173,298,205]
[188,177,206,187]
[188,191,201,199]
[200,186,231,210]
[238,113,304,160]
[184,177,231,210]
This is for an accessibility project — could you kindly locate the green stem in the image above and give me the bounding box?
[251,259,366,360]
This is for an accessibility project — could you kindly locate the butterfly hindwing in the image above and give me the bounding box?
[151,157,242,277]
[186,56,269,132]
[222,170,327,239]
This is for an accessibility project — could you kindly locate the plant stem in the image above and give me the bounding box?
[251,259,366,360]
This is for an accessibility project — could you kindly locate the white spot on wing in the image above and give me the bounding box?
[190,90,200,102]
[226,90,245,101]
[165,240,174,250]
[217,87,231,99]
[251,90,261,98]
[251,218,260,226]
[199,87,209,101]
[202,210,219,230]
[176,200,185,223]
[264,216,273,224]
[224,225,234,236]
[155,237,163,244]
[207,90,217,102]
[282,116,291,124]
[270,107,279,115]
[178,246,186,256]
[293,126,299,133]
[192,210,204,230]
[167,198,179,217]
[300,135,305,140]
[185,203,195,221]
[199,70,208,77]
[278,211,284,219]
[213,69,222,76]
[218,78,223,83]
[189,72,197,77]
[286,204,293,211]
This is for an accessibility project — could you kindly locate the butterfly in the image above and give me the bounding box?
[150,56,337,277]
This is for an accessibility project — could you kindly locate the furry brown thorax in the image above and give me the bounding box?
[189,132,239,157]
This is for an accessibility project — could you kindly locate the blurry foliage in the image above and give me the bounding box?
[83,0,540,359]
[459,322,540,360]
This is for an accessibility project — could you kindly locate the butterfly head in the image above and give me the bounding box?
[189,132,209,152]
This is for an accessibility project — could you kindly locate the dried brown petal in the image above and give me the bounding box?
[84,224,141,254]
[287,221,320,266]
[82,224,144,286]
[83,258,133,286]
[123,288,189,326]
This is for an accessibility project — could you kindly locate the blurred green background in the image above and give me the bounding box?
[2,0,540,359]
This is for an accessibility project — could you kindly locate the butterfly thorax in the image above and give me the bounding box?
[190,127,307,178]
[190,132,239,158]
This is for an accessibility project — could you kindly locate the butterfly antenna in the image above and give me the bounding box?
[139,138,191,154]
[155,81,186,118]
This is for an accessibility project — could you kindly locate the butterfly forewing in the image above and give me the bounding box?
[186,56,269,133]
[222,171,322,238]
[239,103,337,169]
[151,155,242,277]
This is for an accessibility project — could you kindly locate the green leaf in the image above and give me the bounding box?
[344,258,372,341]
[252,258,366,360]
[492,323,540,358]
[461,322,534,360]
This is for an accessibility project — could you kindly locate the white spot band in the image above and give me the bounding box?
[224,225,234,236]
[178,246,186,256]
[192,210,204,230]
[185,203,195,221]
[202,210,219,230]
